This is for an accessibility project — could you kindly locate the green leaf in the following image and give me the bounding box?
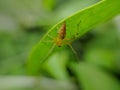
[71,62,120,90]
[27,0,120,75]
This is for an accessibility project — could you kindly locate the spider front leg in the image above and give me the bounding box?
[68,20,81,40]
[41,34,55,44]
[47,34,55,39]
[76,20,81,36]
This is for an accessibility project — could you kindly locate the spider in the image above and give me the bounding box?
[46,21,81,58]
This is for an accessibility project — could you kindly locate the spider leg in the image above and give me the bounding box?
[63,41,79,61]
[76,20,81,35]
[67,43,77,56]
[68,43,79,61]
[41,34,54,43]
[47,34,55,39]
[41,39,54,44]
[40,43,56,64]
[63,37,76,43]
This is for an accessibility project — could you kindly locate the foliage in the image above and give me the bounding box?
[0,0,120,90]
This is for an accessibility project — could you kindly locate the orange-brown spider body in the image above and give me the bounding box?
[45,21,81,60]
[53,22,66,47]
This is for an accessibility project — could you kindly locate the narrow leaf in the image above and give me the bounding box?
[27,0,120,75]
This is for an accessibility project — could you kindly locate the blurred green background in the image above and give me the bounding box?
[0,0,120,90]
